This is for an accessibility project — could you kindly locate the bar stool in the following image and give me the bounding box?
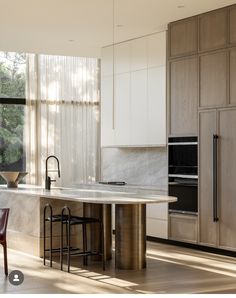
[43,204,105,272]
[60,206,105,273]
[43,204,70,267]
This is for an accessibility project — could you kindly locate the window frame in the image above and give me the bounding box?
[0,98,25,105]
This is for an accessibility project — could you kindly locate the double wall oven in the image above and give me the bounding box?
[168,137,198,215]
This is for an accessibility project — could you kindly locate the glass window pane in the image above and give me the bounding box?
[0,104,25,184]
[0,52,26,99]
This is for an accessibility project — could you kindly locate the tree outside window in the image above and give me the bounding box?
[0,52,26,182]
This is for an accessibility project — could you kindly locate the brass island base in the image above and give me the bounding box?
[115,204,146,270]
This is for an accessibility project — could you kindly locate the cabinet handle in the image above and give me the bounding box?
[213,134,219,222]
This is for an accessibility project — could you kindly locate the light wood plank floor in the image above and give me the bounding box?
[1,241,236,294]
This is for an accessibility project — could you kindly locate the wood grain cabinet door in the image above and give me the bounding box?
[229,6,236,45]
[199,110,217,247]
[169,17,198,58]
[199,9,227,52]
[169,57,198,136]
[199,51,227,108]
[218,109,236,250]
[229,49,236,105]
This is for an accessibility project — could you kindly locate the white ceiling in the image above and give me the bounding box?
[0,0,236,57]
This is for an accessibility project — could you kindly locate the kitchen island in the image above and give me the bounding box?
[0,185,176,270]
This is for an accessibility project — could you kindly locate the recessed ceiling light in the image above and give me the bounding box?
[177,5,185,8]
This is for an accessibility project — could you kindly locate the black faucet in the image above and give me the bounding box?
[45,155,61,190]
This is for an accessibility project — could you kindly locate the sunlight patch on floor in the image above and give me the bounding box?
[72,268,138,287]
[147,250,236,278]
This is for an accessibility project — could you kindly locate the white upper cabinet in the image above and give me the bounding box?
[147,32,166,68]
[130,69,148,145]
[130,37,148,71]
[114,73,131,146]
[114,42,131,74]
[100,76,115,146]
[101,31,167,147]
[147,66,166,145]
[101,46,113,77]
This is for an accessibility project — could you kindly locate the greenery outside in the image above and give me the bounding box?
[0,52,26,176]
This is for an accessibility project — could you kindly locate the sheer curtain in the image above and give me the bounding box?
[25,54,100,187]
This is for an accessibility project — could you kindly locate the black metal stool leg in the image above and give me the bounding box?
[43,209,46,266]
[66,220,69,246]
[60,206,71,272]
[50,216,52,267]
[43,204,53,267]
[100,221,106,271]
[60,214,64,270]
[67,221,71,273]
[82,223,88,266]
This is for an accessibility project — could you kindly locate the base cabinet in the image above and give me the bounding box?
[169,213,198,244]
[114,203,168,239]
[199,109,236,251]
[147,218,168,239]
[147,203,168,239]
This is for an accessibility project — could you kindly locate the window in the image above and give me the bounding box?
[0,52,26,182]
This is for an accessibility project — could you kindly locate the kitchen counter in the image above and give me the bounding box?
[0,184,176,270]
[74,183,168,194]
[0,184,174,204]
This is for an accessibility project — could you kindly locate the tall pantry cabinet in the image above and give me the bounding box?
[199,109,236,250]
[168,4,236,251]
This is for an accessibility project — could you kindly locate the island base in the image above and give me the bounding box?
[115,204,146,270]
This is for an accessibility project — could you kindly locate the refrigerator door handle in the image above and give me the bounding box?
[213,134,219,222]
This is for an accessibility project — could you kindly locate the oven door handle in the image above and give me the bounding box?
[213,134,219,222]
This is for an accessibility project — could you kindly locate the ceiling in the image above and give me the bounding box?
[0,0,236,57]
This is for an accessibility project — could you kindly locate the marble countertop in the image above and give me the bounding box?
[0,184,177,205]
[74,183,168,194]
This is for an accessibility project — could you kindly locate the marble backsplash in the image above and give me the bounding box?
[101,147,168,190]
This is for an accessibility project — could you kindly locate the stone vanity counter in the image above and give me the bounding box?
[0,185,176,269]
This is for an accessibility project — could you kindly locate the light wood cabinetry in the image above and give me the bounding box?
[168,4,236,250]
[169,17,198,58]
[218,109,236,250]
[229,49,236,105]
[199,51,227,108]
[229,6,236,45]
[168,4,236,139]
[199,108,236,251]
[101,31,166,147]
[169,213,198,243]
[199,9,227,52]
[199,110,217,246]
[169,57,198,136]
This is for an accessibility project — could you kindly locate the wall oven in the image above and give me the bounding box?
[168,137,198,215]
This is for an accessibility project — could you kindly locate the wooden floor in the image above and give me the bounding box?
[1,241,236,294]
